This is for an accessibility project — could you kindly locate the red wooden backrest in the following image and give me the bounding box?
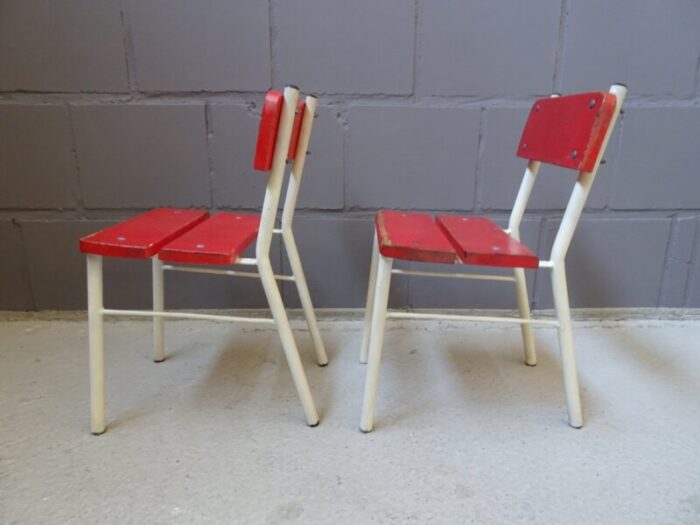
[286,101,306,161]
[253,90,284,171]
[516,92,617,172]
[253,92,309,170]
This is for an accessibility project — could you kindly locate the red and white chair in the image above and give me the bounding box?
[360,84,627,432]
[79,86,327,434]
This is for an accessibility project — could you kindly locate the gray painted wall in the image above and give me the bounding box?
[1,0,700,311]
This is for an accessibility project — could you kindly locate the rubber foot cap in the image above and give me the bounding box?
[360,427,373,434]
[91,429,106,436]
[318,362,329,368]
[154,358,165,363]
[308,420,320,428]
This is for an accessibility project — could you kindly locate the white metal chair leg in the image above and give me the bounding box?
[360,231,380,364]
[152,257,165,363]
[87,254,106,435]
[258,257,320,426]
[360,255,393,433]
[513,267,536,366]
[282,231,328,366]
[551,264,583,428]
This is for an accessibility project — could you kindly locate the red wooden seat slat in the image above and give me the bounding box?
[158,212,260,265]
[375,210,457,264]
[516,92,617,172]
[79,208,209,259]
[436,215,539,269]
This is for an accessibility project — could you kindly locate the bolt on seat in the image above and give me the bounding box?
[79,208,208,259]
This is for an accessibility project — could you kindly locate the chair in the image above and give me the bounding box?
[360,84,627,432]
[79,85,327,434]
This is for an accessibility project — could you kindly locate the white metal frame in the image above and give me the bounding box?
[87,86,327,434]
[360,84,627,432]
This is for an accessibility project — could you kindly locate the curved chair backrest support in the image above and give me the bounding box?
[252,86,318,261]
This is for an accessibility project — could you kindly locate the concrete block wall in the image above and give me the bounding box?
[1,0,700,311]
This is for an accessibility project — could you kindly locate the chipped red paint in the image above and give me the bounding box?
[158,212,260,265]
[437,215,539,268]
[79,208,209,259]
[517,92,617,172]
[253,90,284,171]
[375,210,457,264]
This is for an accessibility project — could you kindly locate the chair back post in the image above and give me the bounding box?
[507,93,560,240]
[549,84,627,264]
[256,85,300,260]
[507,160,540,241]
[281,95,318,231]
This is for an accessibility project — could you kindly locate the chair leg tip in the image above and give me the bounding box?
[317,361,329,368]
[359,426,373,434]
[154,358,165,363]
[568,420,583,429]
[525,361,537,367]
[308,420,320,428]
[91,429,106,436]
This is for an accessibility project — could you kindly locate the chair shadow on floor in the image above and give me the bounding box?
[188,328,335,423]
[104,331,270,431]
[445,341,585,420]
[604,325,699,389]
[373,329,599,429]
[104,406,156,433]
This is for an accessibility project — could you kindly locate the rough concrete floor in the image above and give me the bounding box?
[1,312,699,524]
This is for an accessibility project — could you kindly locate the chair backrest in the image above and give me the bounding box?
[253,90,285,172]
[516,92,618,173]
[253,94,310,172]
[508,84,627,263]
[251,86,317,259]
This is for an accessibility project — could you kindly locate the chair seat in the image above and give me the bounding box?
[374,210,538,268]
[437,215,539,268]
[375,210,458,263]
[158,212,260,265]
[79,208,209,259]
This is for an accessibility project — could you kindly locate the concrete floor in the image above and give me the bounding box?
[1,311,699,524]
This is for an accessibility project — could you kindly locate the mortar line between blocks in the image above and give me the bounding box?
[12,219,38,311]
[411,0,422,98]
[64,103,86,219]
[117,0,135,95]
[552,0,570,93]
[204,103,216,210]
[472,107,487,212]
[656,215,678,307]
[268,0,278,88]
